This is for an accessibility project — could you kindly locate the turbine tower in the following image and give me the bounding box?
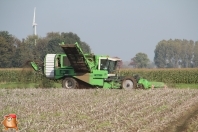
[32,7,37,35]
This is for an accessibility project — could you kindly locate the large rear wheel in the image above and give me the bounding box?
[121,77,137,90]
[62,77,79,89]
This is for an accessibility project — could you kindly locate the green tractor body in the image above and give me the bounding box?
[31,42,166,89]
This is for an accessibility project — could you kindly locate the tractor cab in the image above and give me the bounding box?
[98,57,121,76]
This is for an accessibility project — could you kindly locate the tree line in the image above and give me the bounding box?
[129,39,198,68]
[0,30,197,68]
[0,31,91,68]
[154,39,198,68]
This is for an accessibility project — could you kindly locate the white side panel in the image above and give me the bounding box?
[44,54,56,78]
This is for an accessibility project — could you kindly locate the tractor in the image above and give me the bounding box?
[31,42,166,89]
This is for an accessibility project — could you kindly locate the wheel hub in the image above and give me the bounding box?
[65,80,73,88]
[123,80,134,89]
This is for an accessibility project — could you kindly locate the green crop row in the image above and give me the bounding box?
[0,68,198,84]
[0,69,58,88]
[0,69,43,83]
[120,68,198,84]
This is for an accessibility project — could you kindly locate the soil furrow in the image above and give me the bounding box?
[162,99,198,132]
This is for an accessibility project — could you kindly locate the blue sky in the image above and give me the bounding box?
[0,0,197,62]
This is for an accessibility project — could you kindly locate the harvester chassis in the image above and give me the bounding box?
[62,75,141,89]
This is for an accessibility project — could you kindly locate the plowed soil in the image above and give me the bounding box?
[0,88,198,132]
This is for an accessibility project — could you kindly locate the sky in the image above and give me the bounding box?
[0,0,197,62]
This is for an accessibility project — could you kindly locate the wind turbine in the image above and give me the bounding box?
[32,7,37,35]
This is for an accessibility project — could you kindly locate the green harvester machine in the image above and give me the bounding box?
[31,42,166,89]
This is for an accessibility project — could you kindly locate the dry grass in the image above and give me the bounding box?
[1,88,198,132]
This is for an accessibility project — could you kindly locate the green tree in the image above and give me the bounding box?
[46,38,63,54]
[193,41,198,67]
[46,32,61,39]
[61,32,80,44]
[180,40,194,68]
[0,31,17,68]
[43,32,91,54]
[11,37,22,67]
[81,41,91,53]
[132,52,150,68]
[166,39,182,68]
[35,37,49,61]
[154,40,168,68]
[154,39,195,68]
[22,35,39,63]
[0,31,92,68]
[0,36,11,67]
[61,32,91,53]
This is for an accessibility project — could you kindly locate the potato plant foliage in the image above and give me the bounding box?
[0,88,198,132]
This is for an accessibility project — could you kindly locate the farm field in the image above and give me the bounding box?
[1,88,198,132]
[1,82,198,89]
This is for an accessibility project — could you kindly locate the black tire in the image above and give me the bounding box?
[121,76,137,89]
[62,77,79,89]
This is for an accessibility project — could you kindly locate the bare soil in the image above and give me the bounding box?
[1,88,198,132]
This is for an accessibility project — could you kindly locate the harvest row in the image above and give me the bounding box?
[120,68,198,84]
[0,68,198,84]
